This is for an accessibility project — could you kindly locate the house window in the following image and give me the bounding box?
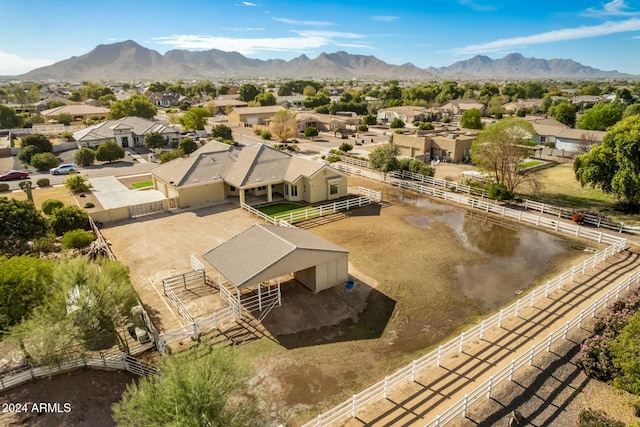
[229,186,236,192]
[330,183,339,195]
[284,184,289,196]
[291,185,298,197]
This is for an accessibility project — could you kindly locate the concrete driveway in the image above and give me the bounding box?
[89,175,165,209]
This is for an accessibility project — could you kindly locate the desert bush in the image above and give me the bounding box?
[36,178,50,187]
[64,173,92,193]
[358,124,368,132]
[32,233,57,253]
[31,152,59,171]
[74,147,96,167]
[61,229,96,249]
[577,333,618,381]
[84,202,95,208]
[487,183,514,201]
[260,130,272,140]
[577,408,624,427]
[338,143,353,152]
[49,206,90,235]
[0,183,9,192]
[42,199,64,215]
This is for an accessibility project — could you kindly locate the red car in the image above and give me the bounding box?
[0,170,30,181]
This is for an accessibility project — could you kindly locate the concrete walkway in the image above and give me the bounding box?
[341,249,640,426]
[89,176,165,209]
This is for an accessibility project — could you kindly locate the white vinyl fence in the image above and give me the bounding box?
[302,236,627,426]
[425,269,640,427]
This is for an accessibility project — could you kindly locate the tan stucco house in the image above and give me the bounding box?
[40,104,110,123]
[393,131,476,163]
[152,141,348,208]
[73,116,182,148]
[227,105,286,126]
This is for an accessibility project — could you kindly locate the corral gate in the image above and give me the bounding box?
[129,200,165,218]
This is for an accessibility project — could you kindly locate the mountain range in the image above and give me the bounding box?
[12,40,634,81]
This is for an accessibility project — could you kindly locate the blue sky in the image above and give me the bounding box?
[1,0,639,76]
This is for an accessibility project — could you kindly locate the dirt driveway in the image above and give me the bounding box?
[99,203,259,331]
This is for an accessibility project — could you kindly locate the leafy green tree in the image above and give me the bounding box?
[369,143,400,173]
[0,255,53,332]
[398,158,435,176]
[0,198,49,255]
[143,131,167,152]
[211,124,233,141]
[363,114,377,126]
[64,173,92,193]
[302,85,317,96]
[238,84,260,102]
[21,133,53,153]
[623,103,640,118]
[580,84,602,96]
[540,95,552,113]
[113,344,267,427]
[96,141,125,163]
[99,94,117,106]
[574,115,640,208]
[302,92,331,109]
[524,81,545,99]
[74,147,96,167]
[577,102,623,131]
[0,104,20,128]
[460,108,484,130]
[61,229,96,249]
[389,118,405,129]
[610,311,640,394]
[69,91,82,102]
[49,205,90,235]
[548,101,577,127]
[180,107,209,131]
[269,110,298,143]
[178,137,198,155]
[254,92,276,106]
[260,130,271,140]
[339,142,353,152]
[9,257,139,360]
[54,113,74,126]
[471,117,536,194]
[17,145,39,164]
[109,95,157,119]
[159,149,185,163]
[304,126,318,138]
[30,152,59,171]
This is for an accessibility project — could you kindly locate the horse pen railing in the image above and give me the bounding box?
[424,269,640,427]
[0,352,157,392]
[302,226,626,427]
[271,196,372,224]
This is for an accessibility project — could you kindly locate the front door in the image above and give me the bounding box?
[121,136,129,148]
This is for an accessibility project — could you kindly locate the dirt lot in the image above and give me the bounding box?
[95,175,609,425]
[0,369,135,427]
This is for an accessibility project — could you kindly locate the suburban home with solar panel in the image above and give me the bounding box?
[151,141,348,208]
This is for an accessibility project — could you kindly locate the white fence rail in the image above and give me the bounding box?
[302,236,627,426]
[0,353,157,392]
[348,186,382,202]
[271,197,372,224]
[425,269,640,427]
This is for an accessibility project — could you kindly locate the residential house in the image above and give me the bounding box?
[526,116,606,152]
[33,96,71,112]
[146,92,191,108]
[152,141,348,208]
[276,95,305,109]
[295,112,359,134]
[439,99,486,118]
[227,105,286,127]
[377,106,429,125]
[73,116,182,148]
[205,98,248,115]
[393,130,476,163]
[40,104,110,123]
[502,99,542,116]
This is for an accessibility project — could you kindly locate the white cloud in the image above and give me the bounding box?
[583,0,639,17]
[0,51,55,75]
[151,30,367,55]
[272,17,334,27]
[370,16,399,22]
[458,0,497,12]
[240,1,256,6]
[453,18,640,55]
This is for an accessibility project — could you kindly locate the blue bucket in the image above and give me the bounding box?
[346,280,355,290]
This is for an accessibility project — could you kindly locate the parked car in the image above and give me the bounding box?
[0,170,29,180]
[50,164,78,175]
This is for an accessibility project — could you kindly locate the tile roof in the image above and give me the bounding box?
[73,116,181,142]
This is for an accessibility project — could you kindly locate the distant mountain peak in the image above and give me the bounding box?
[12,41,635,81]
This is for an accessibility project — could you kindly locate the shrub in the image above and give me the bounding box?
[358,124,368,132]
[42,199,64,215]
[64,173,92,193]
[577,408,624,427]
[159,149,185,163]
[389,118,405,129]
[178,137,198,155]
[577,334,618,381]
[17,145,38,164]
[304,126,318,138]
[61,229,96,249]
[260,130,272,140]
[30,152,59,171]
[253,128,261,136]
[0,183,9,192]
[49,206,90,235]
[442,117,451,124]
[487,183,514,201]
[32,233,57,253]
[36,177,50,187]
[18,180,29,190]
[418,122,434,130]
[61,131,74,140]
[75,147,96,167]
[326,154,342,163]
[84,202,95,208]
[96,140,125,162]
[338,142,353,152]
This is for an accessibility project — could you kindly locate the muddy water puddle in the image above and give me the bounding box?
[404,196,585,311]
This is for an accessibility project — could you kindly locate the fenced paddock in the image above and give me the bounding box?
[0,353,157,392]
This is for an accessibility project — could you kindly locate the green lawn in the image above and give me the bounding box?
[131,181,153,189]
[520,160,542,168]
[256,203,305,216]
[519,163,637,223]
